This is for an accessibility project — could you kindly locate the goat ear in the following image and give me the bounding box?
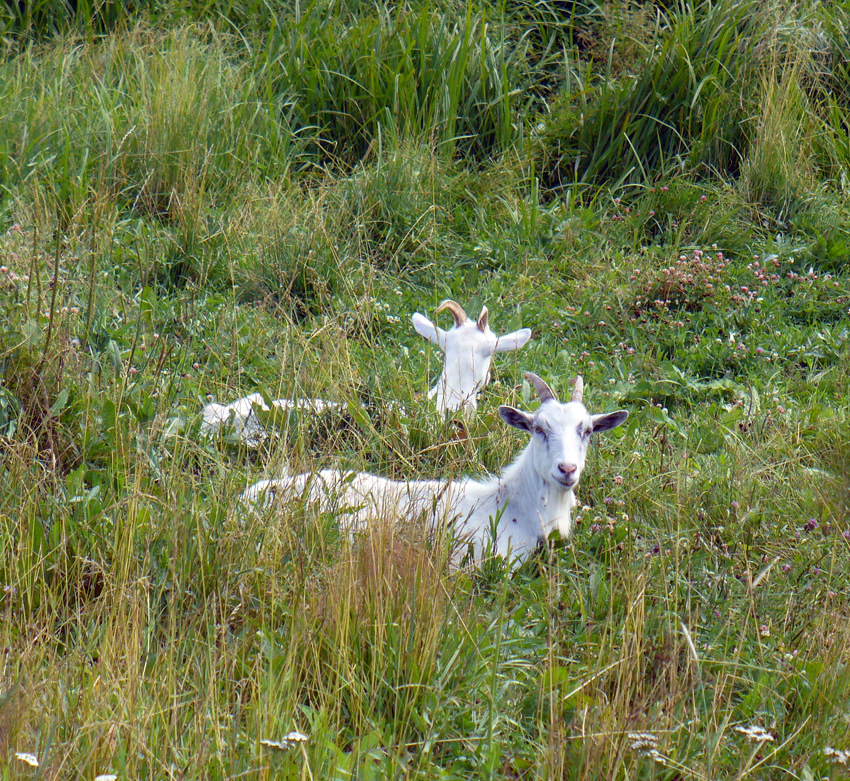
[591,410,629,433]
[499,405,534,432]
[412,313,448,350]
[494,328,533,353]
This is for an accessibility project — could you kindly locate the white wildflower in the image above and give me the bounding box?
[733,724,774,743]
[95,775,119,781]
[825,747,850,765]
[627,733,665,765]
[261,731,309,750]
[627,732,657,753]
[14,752,39,767]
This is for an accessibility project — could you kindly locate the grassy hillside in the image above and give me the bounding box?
[1,1,848,778]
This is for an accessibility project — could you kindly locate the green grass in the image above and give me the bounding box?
[1,1,849,778]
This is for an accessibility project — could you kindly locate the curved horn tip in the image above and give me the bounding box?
[477,306,489,332]
[524,372,556,403]
[571,375,585,402]
[436,299,468,327]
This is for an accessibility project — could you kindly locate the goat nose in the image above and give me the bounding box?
[558,462,577,477]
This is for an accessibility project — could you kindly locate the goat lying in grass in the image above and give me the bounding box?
[200,393,345,448]
[202,300,532,445]
[412,299,532,414]
[240,373,628,564]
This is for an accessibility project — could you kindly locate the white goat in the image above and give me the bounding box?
[204,300,532,444]
[240,373,628,564]
[412,299,533,414]
[200,393,346,448]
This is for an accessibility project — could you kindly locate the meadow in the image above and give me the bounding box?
[0,0,849,778]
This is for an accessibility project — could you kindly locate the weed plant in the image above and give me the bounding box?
[1,1,849,779]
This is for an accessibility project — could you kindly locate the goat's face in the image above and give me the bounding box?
[499,374,628,492]
[412,300,532,413]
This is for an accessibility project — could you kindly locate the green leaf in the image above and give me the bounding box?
[105,339,123,376]
[102,399,116,447]
[49,387,69,416]
[140,285,157,327]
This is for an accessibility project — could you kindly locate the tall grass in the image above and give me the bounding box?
[533,0,850,192]
[0,27,310,222]
[0,0,135,38]
[256,1,523,164]
[534,0,760,189]
[1,0,849,777]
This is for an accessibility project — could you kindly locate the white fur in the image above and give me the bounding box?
[412,305,532,414]
[200,393,346,448]
[202,303,530,444]
[240,378,627,564]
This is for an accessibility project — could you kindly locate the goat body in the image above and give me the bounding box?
[241,374,628,564]
[241,450,574,562]
[201,393,346,447]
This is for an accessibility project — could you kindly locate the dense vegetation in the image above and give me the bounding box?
[1,0,848,778]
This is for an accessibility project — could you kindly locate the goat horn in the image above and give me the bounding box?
[525,372,556,404]
[477,306,489,332]
[571,375,584,403]
[436,299,468,327]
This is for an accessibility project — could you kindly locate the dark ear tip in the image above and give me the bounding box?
[498,405,521,426]
[499,405,534,432]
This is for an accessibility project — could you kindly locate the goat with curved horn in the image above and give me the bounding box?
[411,301,533,414]
[241,376,629,566]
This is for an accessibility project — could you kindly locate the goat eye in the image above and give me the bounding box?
[534,425,547,438]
